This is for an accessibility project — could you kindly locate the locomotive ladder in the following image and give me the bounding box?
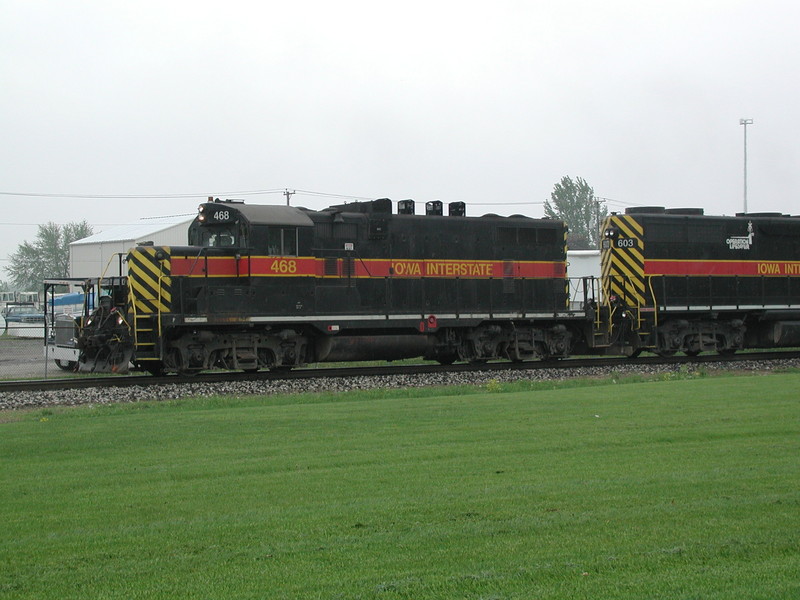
[133,312,159,358]
[129,278,166,360]
[593,274,658,349]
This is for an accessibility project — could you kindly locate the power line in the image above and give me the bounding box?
[0,188,379,201]
[0,189,287,199]
[596,195,638,207]
[292,189,375,201]
[0,188,600,209]
[471,201,544,206]
[0,222,135,227]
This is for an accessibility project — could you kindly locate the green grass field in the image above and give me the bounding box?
[1,372,799,599]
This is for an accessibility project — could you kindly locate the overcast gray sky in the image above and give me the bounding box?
[1,0,798,282]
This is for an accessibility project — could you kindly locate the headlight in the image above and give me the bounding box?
[604,227,619,239]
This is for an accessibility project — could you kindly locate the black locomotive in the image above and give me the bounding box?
[78,198,584,374]
[75,200,800,374]
[601,207,800,356]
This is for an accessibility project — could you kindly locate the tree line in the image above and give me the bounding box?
[2,222,93,292]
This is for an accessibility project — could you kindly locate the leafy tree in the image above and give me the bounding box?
[544,176,607,249]
[7,221,94,291]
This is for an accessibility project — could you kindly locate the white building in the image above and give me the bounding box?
[69,215,194,279]
[566,250,601,308]
[566,250,600,280]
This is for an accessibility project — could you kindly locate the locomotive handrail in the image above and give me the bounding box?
[625,275,643,330]
[157,273,168,340]
[96,253,128,305]
[181,247,209,278]
[97,252,127,285]
[590,276,604,331]
[130,283,140,345]
[597,274,649,342]
[644,272,800,313]
[353,251,372,278]
[646,275,659,329]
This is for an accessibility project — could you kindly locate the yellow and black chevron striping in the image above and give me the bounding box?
[601,215,646,306]
[128,247,172,314]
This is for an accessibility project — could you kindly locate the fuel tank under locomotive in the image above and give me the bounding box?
[315,334,435,362]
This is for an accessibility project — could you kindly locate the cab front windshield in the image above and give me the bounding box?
[194,225,241,248]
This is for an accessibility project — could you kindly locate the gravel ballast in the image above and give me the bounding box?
[1,359,798,412]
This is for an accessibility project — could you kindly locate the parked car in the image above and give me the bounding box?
[3,304,45,338]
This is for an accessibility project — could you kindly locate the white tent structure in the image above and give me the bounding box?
[69,215,194,279]
[566,250,601,308]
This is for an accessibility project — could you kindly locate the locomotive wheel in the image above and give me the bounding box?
[684,350,702,357]
[656,349,677,357]
[435,353,458,365]
[717,348,737,356]
[142,362,165,376]
[168,348,202,376]
[55,359,77,371]
[178,367,202,376]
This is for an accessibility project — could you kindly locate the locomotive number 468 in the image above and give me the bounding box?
[270,259,298,274]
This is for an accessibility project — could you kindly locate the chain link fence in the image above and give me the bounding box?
[0,313,79,380]
[0,319,51,379]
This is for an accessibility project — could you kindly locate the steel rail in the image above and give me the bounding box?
[2,351,800,394]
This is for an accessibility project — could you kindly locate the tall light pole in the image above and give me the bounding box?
[739,118,753,213]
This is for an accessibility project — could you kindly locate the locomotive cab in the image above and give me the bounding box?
[189,199,314,256]
[189,200,248,248]
[125,199,318,374]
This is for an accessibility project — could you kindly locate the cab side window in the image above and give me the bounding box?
[266,227,298,255]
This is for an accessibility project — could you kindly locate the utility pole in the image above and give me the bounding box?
[739,118,753,213]
[283,188,295,206]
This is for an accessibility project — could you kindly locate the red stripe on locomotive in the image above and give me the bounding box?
[646,259,800,277]
[170,256,567,279]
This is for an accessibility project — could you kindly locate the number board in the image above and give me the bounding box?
[205,207,236,223]
[615,238,638,249]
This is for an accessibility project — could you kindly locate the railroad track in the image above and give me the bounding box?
[2,350,800,394]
